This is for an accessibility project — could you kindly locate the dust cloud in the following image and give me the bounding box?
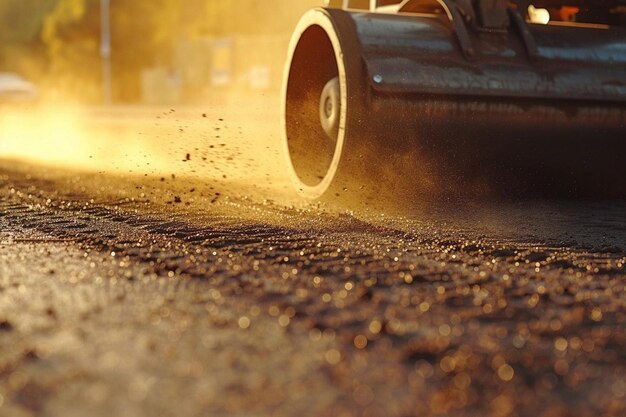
[0,95,300,208]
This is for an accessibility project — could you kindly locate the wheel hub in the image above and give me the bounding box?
[319,77,340,142]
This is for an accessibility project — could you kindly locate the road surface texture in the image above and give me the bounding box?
[0,103,625,417]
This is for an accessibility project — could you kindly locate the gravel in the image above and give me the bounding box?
[0,164,624,417]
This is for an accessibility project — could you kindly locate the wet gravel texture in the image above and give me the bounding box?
[0,164,624,417]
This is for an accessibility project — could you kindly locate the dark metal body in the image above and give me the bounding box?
[351,11,626,101]
[345,8,626,197]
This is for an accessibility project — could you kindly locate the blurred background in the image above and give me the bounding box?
[0,0,320,105]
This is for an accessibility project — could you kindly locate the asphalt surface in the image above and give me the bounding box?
[0,104,625,417]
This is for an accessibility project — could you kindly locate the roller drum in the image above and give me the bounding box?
[283,8,626,203]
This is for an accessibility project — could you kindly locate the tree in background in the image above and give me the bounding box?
[41,0,101,101]
[0,0,57,78]
[41,0,179,102]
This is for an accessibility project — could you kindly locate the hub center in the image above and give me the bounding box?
[319,77,340,142]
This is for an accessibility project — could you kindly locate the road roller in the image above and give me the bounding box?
[282,1,626,203]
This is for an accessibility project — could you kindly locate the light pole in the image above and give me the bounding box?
[100,0,112,105]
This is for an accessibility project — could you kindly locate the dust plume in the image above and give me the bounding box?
[0,96,298,206]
